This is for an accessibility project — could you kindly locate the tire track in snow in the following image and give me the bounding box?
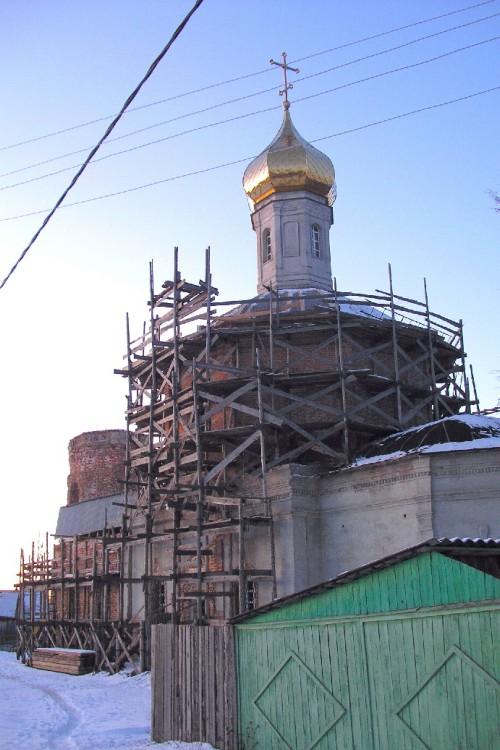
[0,659,83,750]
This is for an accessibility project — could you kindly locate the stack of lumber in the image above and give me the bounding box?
[31,647,96,675]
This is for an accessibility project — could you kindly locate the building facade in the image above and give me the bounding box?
[16,102,500,668]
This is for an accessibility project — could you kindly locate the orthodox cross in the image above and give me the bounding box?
[270,52,299,109]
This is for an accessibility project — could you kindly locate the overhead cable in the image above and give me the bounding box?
[0,0,495,153]
[0,0,205,291]
[2,10,498,181]
[1,35,498,193]
[1,86,497,223]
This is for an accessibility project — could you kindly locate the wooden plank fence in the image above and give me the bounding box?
[151,624,237,750]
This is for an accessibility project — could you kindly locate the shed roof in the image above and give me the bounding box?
[55,494,125,537]
[231,538,500,624]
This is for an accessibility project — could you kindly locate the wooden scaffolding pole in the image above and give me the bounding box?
[120,311,134,622]
[144,260,157,623]
[256,350,277,601]
[193,373,206,624]
[460,319,472,413]
[334,277,350,461]
[424,277,439,419]
[388,265,403,427]
[171,246,181,623]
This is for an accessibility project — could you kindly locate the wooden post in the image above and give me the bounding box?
[121,311,134,623]
[389,265,403,428]
[251,320,256,369]
[256,350,277,601]
[424,278,439,419]
[239,500,245,614]
[74,536,79,622]
[171,249,182,624]
[460,319,472,413]
[139,620,147,675]
[31,541,35,622]
[193,371,205,625]
[45,532,50,620]
[144,261,158,626]
[91,543,97,622]
[268,282,274,372]
[61,539,65,620]
[205,246,212,378]
[103,515,109,621]
[469,365,480,413]
[334,278,350,462]
[19,548,24,621]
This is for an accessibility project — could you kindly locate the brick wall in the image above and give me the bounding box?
[67,430,127,504]
[51,538,121,620]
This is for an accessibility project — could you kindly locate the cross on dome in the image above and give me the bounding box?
[270,52,299,109]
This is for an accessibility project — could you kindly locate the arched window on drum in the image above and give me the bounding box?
[263,228,272,263]
[311,224,321,258]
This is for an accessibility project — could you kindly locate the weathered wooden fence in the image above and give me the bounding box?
[151,624,237,750]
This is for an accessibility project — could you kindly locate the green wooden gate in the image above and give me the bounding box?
[235,553,500,750]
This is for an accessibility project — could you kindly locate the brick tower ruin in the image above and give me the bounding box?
[67,430,127,505]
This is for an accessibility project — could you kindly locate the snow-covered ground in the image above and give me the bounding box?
[0,652,218,750]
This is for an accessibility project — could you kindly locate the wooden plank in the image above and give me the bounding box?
[32,651,95,667]
[202,429,261,485]
[31,662,91,675]
[31,646,96,675]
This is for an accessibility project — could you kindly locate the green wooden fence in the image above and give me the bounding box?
[235,553,500,750]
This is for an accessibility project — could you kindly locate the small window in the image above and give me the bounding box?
[246,580,257,611]
[311,224,321,258]
[263,229,272,263]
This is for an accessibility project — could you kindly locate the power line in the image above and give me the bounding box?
[313,86,499,143]
[0,0,495,153]
[295,12,500,85]
[1,35,497,193]
[2,9,498,181]
[291,0,498,64]
[1,86,497,223]
[0,0,205,291]
[296,36,499,104]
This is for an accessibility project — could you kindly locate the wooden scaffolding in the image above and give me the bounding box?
[118,250,470,626]
[16,249,471,666]
[16,529,144,673]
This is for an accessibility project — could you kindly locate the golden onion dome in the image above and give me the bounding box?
[243,109,335,209]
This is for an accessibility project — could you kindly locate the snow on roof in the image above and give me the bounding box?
[222,288,391,321]
[352,413,500,467]
[0,591,18,618]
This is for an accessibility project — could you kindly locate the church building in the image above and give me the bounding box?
[17,77,500,669]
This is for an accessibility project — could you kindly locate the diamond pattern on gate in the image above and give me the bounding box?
[252,650,346,750]
[393,644,500,750]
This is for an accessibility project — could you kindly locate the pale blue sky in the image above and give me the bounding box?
[0,0,498,587]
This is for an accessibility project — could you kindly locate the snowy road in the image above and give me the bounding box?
[0,653,217,750]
